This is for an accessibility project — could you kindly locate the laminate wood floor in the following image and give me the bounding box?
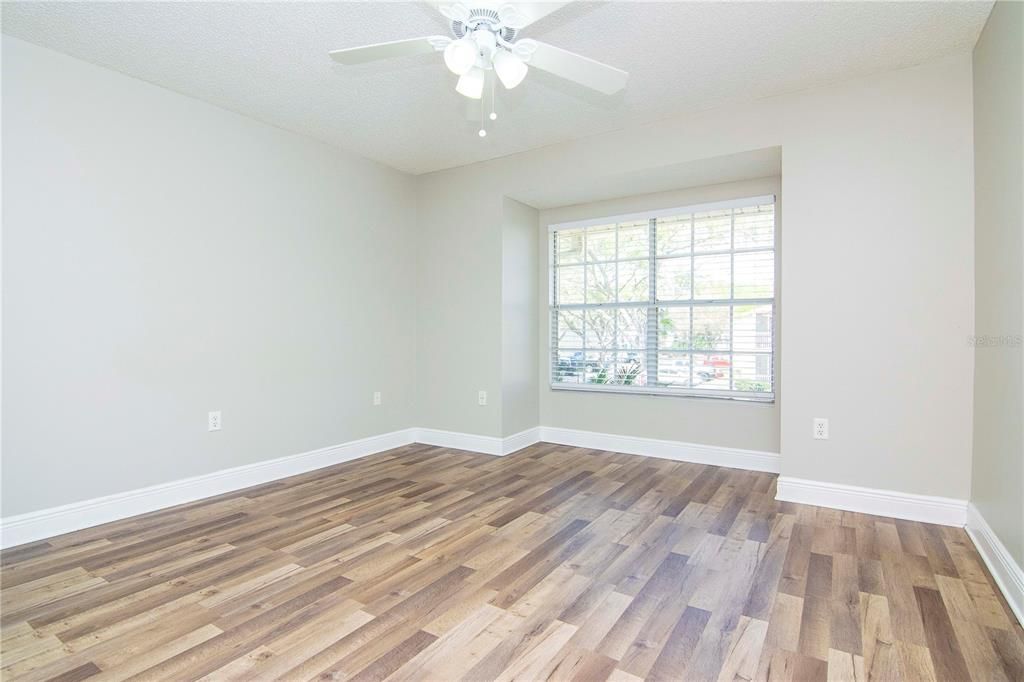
[1,443,1022,681]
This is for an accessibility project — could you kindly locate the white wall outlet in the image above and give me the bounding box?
[813,418,829,440]
[208,411,222,432]
[478,390,488,406]
[373,391,382,406]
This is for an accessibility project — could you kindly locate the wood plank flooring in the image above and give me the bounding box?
[1,442,1022,681]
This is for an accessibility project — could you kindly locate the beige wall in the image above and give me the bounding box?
[499,195,540,436]
[502,198,540,437]
[1,37,419,516]
[971,1,1023,564]
[538,177,782,452]
[414,174,504,436]
[417,53,976,500]
[2,34,981,517]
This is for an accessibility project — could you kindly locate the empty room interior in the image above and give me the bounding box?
[1,1,1022,680]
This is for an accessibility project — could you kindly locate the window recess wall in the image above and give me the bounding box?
[423,55,971,499]
[537,176,782,454]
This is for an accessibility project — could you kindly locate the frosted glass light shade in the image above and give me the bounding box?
[493,49,527,89]
[444,37,477,75]
[455,67,485,99]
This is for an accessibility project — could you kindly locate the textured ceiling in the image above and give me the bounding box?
[513,146,782,209]
[1,1,992,175]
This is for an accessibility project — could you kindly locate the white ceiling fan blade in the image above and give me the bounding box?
[329,37,445,65]
[499,2,570,29]
[526,41,628,94]
[424,1,470,22]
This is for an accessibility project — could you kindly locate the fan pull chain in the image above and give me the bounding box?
[479,73,497,138]
[489,75,498,121]
[478,83,487,137]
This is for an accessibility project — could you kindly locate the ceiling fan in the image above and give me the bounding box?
[329,1,628,136]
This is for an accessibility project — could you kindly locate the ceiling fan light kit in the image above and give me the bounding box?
[493,48,528,89]
[456,67,486,99]
[443,36,478,75]
[329,1,628,138]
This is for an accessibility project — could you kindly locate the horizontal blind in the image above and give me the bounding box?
[550,195,775,401]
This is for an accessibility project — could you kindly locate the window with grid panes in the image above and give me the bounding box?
[549,196,775,401]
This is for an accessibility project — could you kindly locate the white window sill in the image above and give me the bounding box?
[549,383,775,404]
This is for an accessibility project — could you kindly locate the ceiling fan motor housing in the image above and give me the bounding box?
[451,8,517,44]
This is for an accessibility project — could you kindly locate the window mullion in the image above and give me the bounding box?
[689,213,695,389]
[647,217,658,385]
[613,224,619,382]
[582,229,588,351]
[729,209,736,391]
[551,231,559,384]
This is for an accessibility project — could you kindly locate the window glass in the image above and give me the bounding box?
[550,197,775,399]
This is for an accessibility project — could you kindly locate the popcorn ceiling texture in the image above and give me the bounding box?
[1,1,992,174]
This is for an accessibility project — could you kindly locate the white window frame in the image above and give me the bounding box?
[548,194,777,402]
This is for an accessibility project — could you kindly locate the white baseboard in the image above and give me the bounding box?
[966,503,1024,626]
[0,428,417,550]
[537,426,780,473]
[0,425,774,549]
[7,423,1016,630]
[775,476,967,527]
[413,428,504,456]
[0,426,545,549]
[501,427,542,455]
[413,427,541,456]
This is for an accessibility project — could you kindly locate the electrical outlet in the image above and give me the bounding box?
[208,411,222,432]
[373,391,382,406]
[478,390,488,406]
[813,418,829,440]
